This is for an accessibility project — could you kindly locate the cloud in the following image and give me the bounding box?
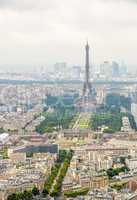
[0,0,137,69]
[0,0,59,11]
[0,0,136,11]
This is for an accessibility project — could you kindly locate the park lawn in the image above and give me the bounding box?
[79,114,91,129]
[69,113,79,129]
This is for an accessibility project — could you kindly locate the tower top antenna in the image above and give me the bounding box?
[86,40,89,49]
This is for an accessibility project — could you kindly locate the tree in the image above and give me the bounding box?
[7,194,17,200]
[23,190,32,200]
[42,188,49,196]
[32,186,40,196]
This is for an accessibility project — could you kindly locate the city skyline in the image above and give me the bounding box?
[1,1,137,199]
[0,0,137,71]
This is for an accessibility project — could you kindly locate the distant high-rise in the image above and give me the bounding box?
[100,61,111,77]
[54,62,67,75]
[72,66,82,79]
[111,61,120,77]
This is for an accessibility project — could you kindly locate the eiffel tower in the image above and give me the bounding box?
[75,42,96,112]
[83,42,92,96]
[82,42,96,100]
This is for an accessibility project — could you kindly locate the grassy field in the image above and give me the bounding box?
[69,113,80,129]
[0,147,8,159]
[79,113,91,129]
[73,113,91,130]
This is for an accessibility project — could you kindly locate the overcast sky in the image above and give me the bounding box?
[0,0,137,71]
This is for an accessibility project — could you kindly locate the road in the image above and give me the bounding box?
[50,163,63,194]
[72,113,82,129]
[110,174,137,185]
